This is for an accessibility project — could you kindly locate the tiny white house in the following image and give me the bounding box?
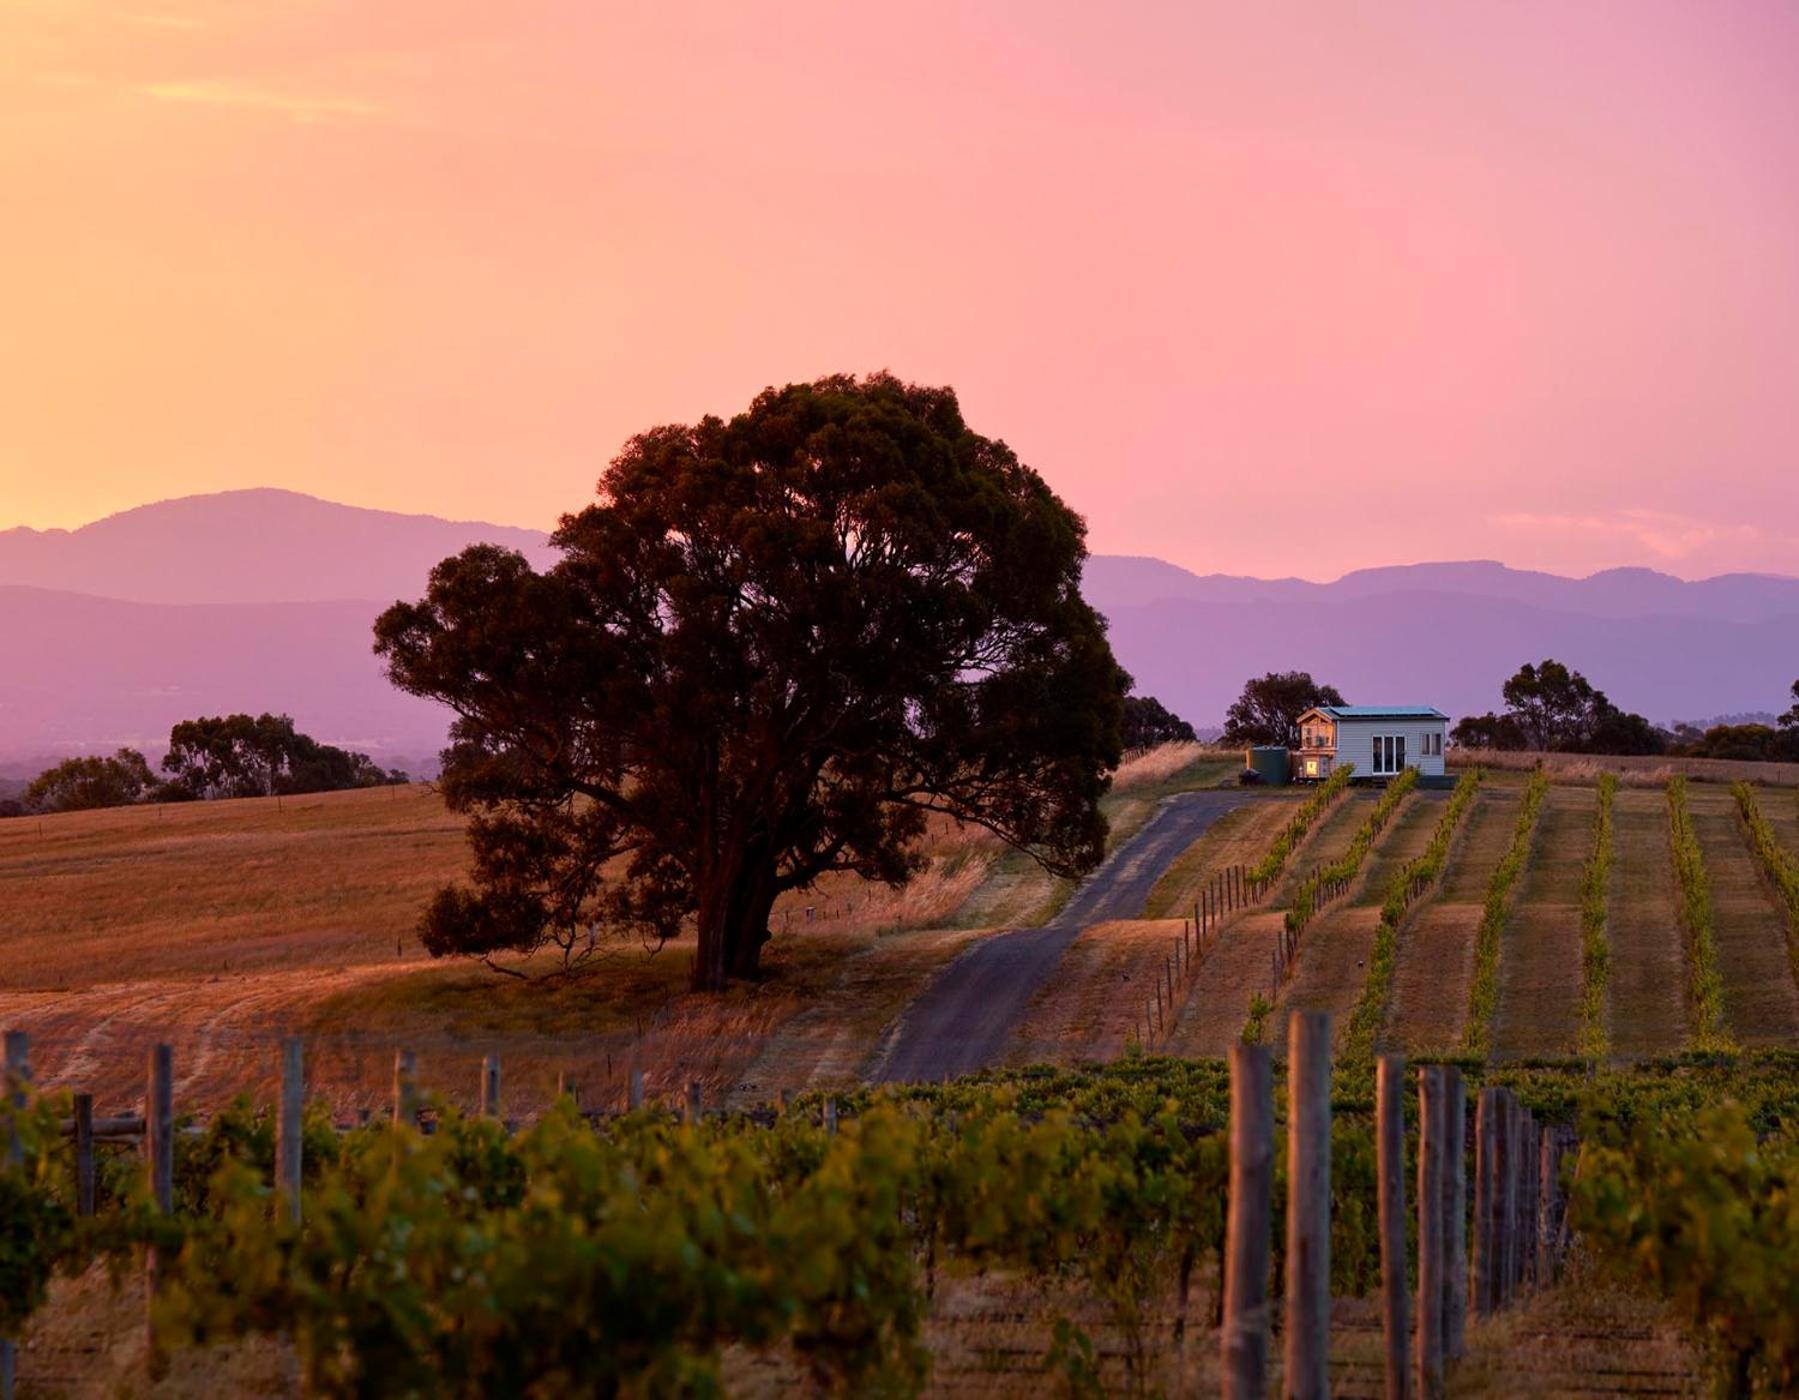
[1295,705,1449,781]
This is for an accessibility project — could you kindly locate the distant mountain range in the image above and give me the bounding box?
[0,489,558,606]
[1,490,1795,766]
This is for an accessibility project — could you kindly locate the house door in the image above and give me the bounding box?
[1372,734,1407,775]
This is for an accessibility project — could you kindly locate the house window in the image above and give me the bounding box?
[1372,734,1408,775]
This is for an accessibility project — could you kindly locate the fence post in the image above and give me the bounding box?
[1499,1093,1520,1305]
[277,1037,303,1225]
[1285,1011,1331,1400]
[145,1043,173,1379]
[1538,1125,1568,1284]
[685,1080,702,1124]
[392,1050,417,1127]
[74,1092,96,1218]
[1521,1113,1540,1290]
[1473,1088,1499,1315]
[822,1097,838,1136]
[2,1032,27,1400]
[1415,1066,1444,1399]
[1377,1056,1410,1400]
[1223,1043,1273,1400]
[1443,1069,1468,1359]
[480,1054,501,1118]
[628,1066,644,1111]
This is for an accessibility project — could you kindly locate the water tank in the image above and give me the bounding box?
[1246,746,1291,785]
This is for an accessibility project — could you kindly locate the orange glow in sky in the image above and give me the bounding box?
[3,2,1796,578]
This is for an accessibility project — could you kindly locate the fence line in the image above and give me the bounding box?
[0,1015,1574,1398]
[1138,861,1269,1050]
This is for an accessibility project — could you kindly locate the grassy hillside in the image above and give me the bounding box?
[0,745,1239,1115]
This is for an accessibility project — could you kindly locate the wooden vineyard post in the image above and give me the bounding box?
[480,1054,501,1119]
[685,1080,702,1124]
[1285,1011,1331,1400]
[74,1092,96,1218]
[1539,1126,1570,1284]
[1472,1087,1499,1315]
[1376,1056,1410,1400]
[1443,1069,1468,1359]
[145,1043,174,1379]
[1499,1093,1519,1306]
[628,1066,644,1110]
[1223,1043,1273,1400]
[1521,1113,1540,1290]
[3,1031,27,1400]
[822,1097,838,1136]
[393,1050,418,1127]
[277,1037,303,1224]
[1415,1066,1445,1400]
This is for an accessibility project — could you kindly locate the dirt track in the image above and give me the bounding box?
[869,791,1251,1083]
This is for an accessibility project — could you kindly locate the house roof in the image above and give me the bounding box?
[1309,705,1449,721]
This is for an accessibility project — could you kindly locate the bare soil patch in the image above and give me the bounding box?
[1006,918,1185,1064]
[1146,796,1299,919]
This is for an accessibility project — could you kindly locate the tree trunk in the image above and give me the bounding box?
[691,846,778,991]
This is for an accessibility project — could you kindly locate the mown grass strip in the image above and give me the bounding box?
[1576,774,1618,1060]
[1341,769,1483,1064]
[1284,767,1418,941]
[1246,763,1353,886]
[1668,775,1731,1052]
[1732,779,1799,988]
[1460,767,1550,1058]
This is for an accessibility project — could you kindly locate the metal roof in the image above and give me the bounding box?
[1312,705,1449,720]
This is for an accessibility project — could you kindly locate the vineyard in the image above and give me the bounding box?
[5,1041,1799,1394]
[4,753,1799,1391]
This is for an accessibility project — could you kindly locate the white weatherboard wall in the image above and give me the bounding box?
[1335,718,1447,778]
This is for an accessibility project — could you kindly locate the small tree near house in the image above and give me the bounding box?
[1221,672,1345,750]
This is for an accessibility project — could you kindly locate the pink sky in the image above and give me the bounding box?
[4,2,1797,579]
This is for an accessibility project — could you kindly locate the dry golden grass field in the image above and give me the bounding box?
[0,746,1244,1119]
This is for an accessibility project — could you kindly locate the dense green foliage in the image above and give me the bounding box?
[1734,781,1799,983]
[22,748,157,812]
[9,1056,1799,1391]
[376,374,1128,990]
[1460,767,1550,1057]
[1452,658,1665,756]
[1577,774,1618,1059]
[1668,776,1731,1052]
[1220,671,1344,749]
[1284,767,1416,942]
[1575,1101,1799,1396]
[1245,764,1353,885]
[162,713,405,800]
[1119,694,1197,753]
[1341,770,1483,1064]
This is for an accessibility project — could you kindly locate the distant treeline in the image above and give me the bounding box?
[0,713,407,817]
[1453,663,1799,762]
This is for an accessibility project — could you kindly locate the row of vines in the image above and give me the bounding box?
[1244,763,1353,886]
[1575,774,1618,1059]
[1459,768,1550,1057]
[1340,769,1484,1064]
[10,1052,1799,1394]
[1667,775,1731,1052]
[1733,780,1799,984]
[1283,767,1418,941]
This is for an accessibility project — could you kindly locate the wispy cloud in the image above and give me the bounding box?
[142,80,382,123]
[1489,509,1793,564]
